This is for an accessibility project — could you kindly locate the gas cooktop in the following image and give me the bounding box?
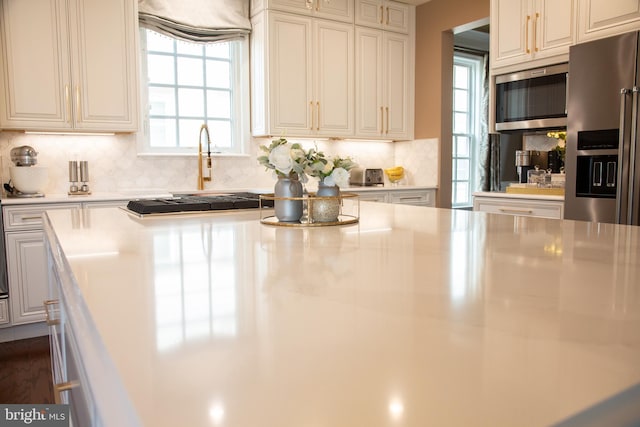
[126,192,273,215]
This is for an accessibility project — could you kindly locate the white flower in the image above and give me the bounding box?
[324,167,350,188]
[268,143,293,175]
[321,160,334,175]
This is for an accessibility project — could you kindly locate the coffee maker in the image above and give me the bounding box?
[515,150,533,183]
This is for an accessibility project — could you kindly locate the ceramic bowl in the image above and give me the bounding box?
[10,166,49,194]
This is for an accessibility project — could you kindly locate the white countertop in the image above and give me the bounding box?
[0,191,173,205]
[1,186,435,206]
[43,204,640,426]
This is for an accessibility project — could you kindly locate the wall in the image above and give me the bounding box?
[0,132,438,195]
[415,0,490,207]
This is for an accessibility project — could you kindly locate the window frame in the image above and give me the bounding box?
[452,52,482,208]
[136,28,250,156]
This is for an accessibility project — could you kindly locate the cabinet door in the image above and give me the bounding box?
[356,0,409,33]
[268,13,314,135]
[315,0,353,22]
[0,0,71,130]
[491,0,531,68]
[68,0,139,131]
[578,0,640,42]
[355,0,383,28]
[384,32,412,139]
[314,19,354,136]
[536,0,575,58]
[384,1,410,34]
[355,27,384,137]
[6,231,48,325]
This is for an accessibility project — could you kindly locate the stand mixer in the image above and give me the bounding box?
[4,146,48,198]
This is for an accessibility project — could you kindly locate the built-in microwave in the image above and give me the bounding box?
[495,63,568,131]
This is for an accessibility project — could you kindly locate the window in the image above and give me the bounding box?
[138,29,249,155]
[452,53,482,208]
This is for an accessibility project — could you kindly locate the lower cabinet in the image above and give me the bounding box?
[3,200,127,327]
[473,194,564,219]
[3,203,81,326]
[349,188,436,206]
[45,271,95,426]
[6,231,49,324]
[0,299,9,325]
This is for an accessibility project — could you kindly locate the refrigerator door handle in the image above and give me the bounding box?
[628,87,640,225]
[616,88,631,224]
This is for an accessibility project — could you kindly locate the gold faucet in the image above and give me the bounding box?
[197,124,212,190]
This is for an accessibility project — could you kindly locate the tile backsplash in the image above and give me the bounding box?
[0,131,439,194]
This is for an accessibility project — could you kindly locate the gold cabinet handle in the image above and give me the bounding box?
[525,15,531,54]
[380,106,384,134]
[75,86,81,122]
[54,381,79,404]
[316,101,320,131]
[380,5,383,24]
[43,299,60,326]
[386,106,389,134]
[386,7,389,25]
[310,101,314,130]
[65,84,71,123]
[534,12,539,52]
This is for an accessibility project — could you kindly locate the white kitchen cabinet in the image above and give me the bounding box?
[0,0,139,132]
[473,194,564,219]
[353,190,389,203]
[6,231,50,325]
[0,299,9,325]
[251,11,354,138]
[577,0,640,42]
[349,188,435,206]
[490,0,575,70]
[251,0,354,23]
[45,272,96,425]
[3,203,81,325]
[389,189,434,206]
[355,0,411,34]
[355,27,413,140]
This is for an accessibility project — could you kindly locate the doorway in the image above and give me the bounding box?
[451,23,489,209]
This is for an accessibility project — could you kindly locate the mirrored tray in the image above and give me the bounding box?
[259,192,359,227]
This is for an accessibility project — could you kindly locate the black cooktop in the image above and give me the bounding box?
[126,192,273,215]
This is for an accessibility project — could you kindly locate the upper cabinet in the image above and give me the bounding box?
[251,1,415,141]
[251,11,354,137]
[355,0,411,34]
[0,0,139,132]
[577,0,640,42]
[355,27,413,140]
[491,0,576,70]
[251,0,354,23]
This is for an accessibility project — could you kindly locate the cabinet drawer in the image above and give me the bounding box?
[3,204,81,231]
[356,191,388,203]
[0,299,9,325]
[389,190,434,206]
[473,198,564,219]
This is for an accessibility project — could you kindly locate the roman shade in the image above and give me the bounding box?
[138,0,251,43]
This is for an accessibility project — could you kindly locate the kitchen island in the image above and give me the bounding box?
[43,203,640,426]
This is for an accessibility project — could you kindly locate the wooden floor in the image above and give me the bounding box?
[0,336,54,403]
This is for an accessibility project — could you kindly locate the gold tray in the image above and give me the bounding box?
[259,192,360,227]
[505,186,565,196]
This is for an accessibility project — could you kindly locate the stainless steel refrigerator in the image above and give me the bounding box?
[565,31,640,225]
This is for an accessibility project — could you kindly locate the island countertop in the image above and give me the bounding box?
[43,204,640,426]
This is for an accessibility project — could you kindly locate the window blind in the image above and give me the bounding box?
[138,0,251,43]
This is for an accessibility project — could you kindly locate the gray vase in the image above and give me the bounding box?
[274,175,303,222]
[312,181,340,222]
